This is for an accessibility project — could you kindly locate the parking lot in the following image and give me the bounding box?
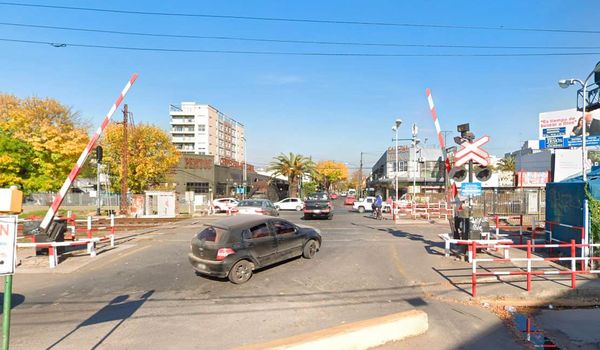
[7,200,520,349]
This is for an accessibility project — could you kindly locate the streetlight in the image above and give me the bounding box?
[241,136,247,199]
[411,123,419,200]
[558,61,600,182]
[392,118,402,220]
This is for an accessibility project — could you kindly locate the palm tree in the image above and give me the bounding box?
[497,155,516,172]
[267,153,315,197]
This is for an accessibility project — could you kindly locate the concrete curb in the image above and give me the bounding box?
[233,309,428,350]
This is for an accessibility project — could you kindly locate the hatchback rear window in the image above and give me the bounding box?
[196,226,226,242]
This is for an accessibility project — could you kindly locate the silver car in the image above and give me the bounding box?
[233,199,279,216]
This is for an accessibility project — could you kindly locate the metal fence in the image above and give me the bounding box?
[26,192,123,207]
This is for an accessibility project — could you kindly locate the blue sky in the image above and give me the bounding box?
[0,1,598,170]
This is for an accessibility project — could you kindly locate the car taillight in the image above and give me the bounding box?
[216,248,236,261]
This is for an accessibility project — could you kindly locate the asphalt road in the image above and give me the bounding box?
[5,200,522,349]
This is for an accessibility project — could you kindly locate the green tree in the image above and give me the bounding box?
[267,153,315,197]
[0,132,36,193]
[0,94,89,192]
[101,123,181,193]
[497,155,516,172]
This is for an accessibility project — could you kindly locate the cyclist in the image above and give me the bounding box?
[373,194,383,220]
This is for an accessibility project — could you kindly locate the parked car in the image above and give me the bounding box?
[344,196,356,205]
[330,193,339,200]
[274,197,304,211]
[232,199,279,216]
[303,192,334,220]
[212,197,239,212]
[352,196,391,213]
[188,216,322,283]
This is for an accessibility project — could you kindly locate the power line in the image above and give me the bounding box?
[2,37,600,57]
[1,2,599,35]
[0,21,598,50]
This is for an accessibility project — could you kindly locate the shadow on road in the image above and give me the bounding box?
[0,293,25,313]
[47,290,154,350]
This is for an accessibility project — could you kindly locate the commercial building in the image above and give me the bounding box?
[171,154,288,204]
[370,145,445,197]
[169,102,245,164]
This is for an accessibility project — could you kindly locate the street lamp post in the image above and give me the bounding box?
[242,136,247,200]
[392,118,402,221]
[559,61,600,182]
[411,123,419,200]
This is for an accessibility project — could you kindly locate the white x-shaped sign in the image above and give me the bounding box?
[455,136,490,167]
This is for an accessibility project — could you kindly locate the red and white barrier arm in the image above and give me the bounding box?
[40,74,139,230]
[426,88,451,199]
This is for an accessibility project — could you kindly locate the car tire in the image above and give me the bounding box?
[295,205,302,211]
[303,240,319,259]
[303,214,311,220]
[358,206,365,213]
[228,260,254,284]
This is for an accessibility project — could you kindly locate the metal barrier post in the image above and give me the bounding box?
[571,239,577,289]
[580,226,586,271]
[89,242,96,257]
[87,216,92,239]
[110,214,115,247]
[471,241,477,297]
[495,215,499,237]
[519,215,523,245]
[526,240,532,292]
[48,246,57,268]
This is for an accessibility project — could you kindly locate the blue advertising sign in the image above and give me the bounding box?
[540,135,600,149]
[460,182,482,196]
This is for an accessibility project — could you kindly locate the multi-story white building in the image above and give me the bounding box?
[169,102,245,164]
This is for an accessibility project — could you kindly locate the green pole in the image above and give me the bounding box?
[2,274,12,350]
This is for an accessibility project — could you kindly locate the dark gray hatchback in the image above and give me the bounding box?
[188,215,322,284]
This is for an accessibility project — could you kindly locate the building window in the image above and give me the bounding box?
[186,182,209,193]
[198,124,206,132]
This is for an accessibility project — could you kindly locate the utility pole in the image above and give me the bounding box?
[358,152,363,198]
[120,104,129,215]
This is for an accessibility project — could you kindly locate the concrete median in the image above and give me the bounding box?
[233,309,428,350]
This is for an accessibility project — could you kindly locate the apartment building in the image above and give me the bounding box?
[169,102,245,164]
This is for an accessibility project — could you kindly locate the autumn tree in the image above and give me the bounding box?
[101,123,181,193]
[314,161,349,192]
[349,170,364,190]
[0,94,89,192]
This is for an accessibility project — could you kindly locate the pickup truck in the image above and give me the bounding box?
[303,192,333,220]
[352,197,391,213]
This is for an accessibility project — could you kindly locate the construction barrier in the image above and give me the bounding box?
[468,240,600,297]
[17,235,115,268]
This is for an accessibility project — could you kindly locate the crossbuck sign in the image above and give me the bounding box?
[454,136,490,167]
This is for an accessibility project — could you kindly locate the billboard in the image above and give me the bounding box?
[539,108,600,148]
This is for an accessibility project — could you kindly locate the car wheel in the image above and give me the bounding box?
[327,214,333,220]
[303,214,311,220]
[303,240,319,259]
[295,205,302,211]
[358,206,365,213]
[228,260,254,284]
[275,205,280,210]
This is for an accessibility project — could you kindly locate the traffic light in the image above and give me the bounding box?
[449,166,467,182]
[475,165,492,182]
[95,146,103,163]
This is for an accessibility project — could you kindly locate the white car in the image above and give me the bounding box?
[274,197,304,211]
[352,197,391,213]
[212,198,239,212]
